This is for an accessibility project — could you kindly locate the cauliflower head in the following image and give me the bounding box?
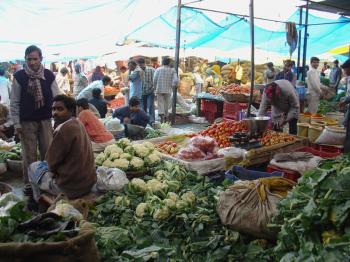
[167,192,179,202]
[95,153,107,166]
[133,144,150,158]
[104,144,123,156]
[102,159,115,168]
[130,178,147,193]
[165,180,181,192]
[116,138,131,149]
[142,141,155,151]
[146,179,167,193]
[124,145,135,155]
[109,152,120,160]
[120,153,133,161]
[145,153,161,167]
[163,198,176,209]
[181,191,196,205]
[130,157,144,170]
[154,170,168,180]
[135,203,148,218]
[113,158,129,171]
[176,200,189,211]
[153,206,170,221]
[114,196,130,207]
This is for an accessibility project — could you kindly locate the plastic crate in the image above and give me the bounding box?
[230,166,282,180]
[223,111,238,120]
[296,147,341,158]
[203,111,218,123]
[202,100,219,113]
[266,165,301,182]
[311,143,343,154]
[223,101,248,113]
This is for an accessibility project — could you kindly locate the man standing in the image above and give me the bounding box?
[77,75,111,100]
[275,60,295,85]
[263,62,277,85]
[73,64,88,97]
[306,57,326,114]
[128,60,143,99]
[329,60,342,92]
[10,45,61,183]
[55,67,70,94]
[28,95,96,201]
[0,68,11,106]
[153,57,178,123]
[339,59,350,152]
[89,88,108,118]
[137,58,155,123]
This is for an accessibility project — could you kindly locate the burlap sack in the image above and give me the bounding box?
[0,221,100,262]
[217,179,284,240]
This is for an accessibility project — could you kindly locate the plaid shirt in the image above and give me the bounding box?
[141,66,155,95]
[153,66,178,94]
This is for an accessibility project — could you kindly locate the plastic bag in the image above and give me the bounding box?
[104,117,122,131]
[217,177,294,239]
[315,126,346,145]
[96,166,129,192]
[218,147,247,159]
[189,115,208,124]
[189,135,218,154]
[176,146,206,161]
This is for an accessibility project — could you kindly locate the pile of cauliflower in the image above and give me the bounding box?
[116,167,196,221]
[95,138,161,171]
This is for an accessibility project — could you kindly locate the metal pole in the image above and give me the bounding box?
[172,0,182,125]
[301,0,310,82]
[247,0,254,117]
[296,7,303,80]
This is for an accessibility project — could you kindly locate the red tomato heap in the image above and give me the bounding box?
[156,141,179,155]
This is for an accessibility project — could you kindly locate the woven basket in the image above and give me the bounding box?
[221,92,249,103]
[6,159,23,174]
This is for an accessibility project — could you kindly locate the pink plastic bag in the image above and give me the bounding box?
[177,146,206,161]
[189,136,218,154]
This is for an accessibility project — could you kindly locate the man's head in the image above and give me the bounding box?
[0,68,5,77]
[60,67,68,76]
[310,57,320,70]
[265,82,281,103]
[129,96,141,112]
[128,60,137,71]
[102,75,112,86]
[120,66,127,73]
[92,88,102,99]
[266,62,274,69]
[25,45,43,72]
[162,57,171,66]
[52,95,76,124]
[95,66,102,73]
[76,98,90,114]
[341,59,350,76]
[283,60,292,72]
[333,60,339,67]
[137,57,146,69]
[75,64,81,74]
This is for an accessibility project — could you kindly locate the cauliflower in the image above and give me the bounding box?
[135,203,148,218]
[142,141,155,151]
[102,159,115,168]
[176,200,189,211]
[145,153,161,166]
[130,157,144,170]
[51,201,83,221]
[124,145,135,155]
[167,192,179,202]
[153,206,170,221]
[133,144,150,158]
[109,152,120,160]
[154,170,168,180]
[181,191,196,205]
[114,196,130,207]
[129,178,147,193]
[163,198,176,209]
[113,158,129,171]
[104,144,123,156]
[120,153,133,161]
[95,153,107,166]
[147,179,167,193]
[165,180,181,192]
[116,138,131,149]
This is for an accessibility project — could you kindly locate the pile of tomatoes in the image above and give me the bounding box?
[222,84,250,95]
[156,141,179,155]
[261,130,295,147]
[199,120,247,148]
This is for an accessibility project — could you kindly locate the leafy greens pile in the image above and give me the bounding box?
[90,161,271,261]
[270,154,350,261]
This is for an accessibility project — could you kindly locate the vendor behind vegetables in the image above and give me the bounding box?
[258,80,299,135]
[28,95,96,203]
[112,96,152,128]
[339,59,350,153]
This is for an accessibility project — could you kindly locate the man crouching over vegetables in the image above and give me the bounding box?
[28,95,97,203]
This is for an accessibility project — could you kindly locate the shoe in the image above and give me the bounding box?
[23,184,33,197]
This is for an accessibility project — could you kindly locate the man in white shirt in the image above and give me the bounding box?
[306,57,326,114]
[55,67,70,94]
[0,68,11,106]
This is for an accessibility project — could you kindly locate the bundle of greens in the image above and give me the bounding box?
[317,100,339,115]
[144,129,165,139]
[90,161,271,261]
[270,155,350,261]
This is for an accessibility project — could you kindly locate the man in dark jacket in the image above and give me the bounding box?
[89,88,108,118]
[10,45,61,183]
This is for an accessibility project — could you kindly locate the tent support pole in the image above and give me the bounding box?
[301,0,310,82]
[247,0,254,117]
[172,0,182,125]
[296,6,303,80]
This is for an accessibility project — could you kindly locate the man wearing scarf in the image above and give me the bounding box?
[258,80,300,135]
[10,45,62,183]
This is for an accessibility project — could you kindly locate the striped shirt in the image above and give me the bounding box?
[153,66,179,94]
[141,66,155,95]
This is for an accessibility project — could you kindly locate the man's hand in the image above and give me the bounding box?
[123,117,130,124]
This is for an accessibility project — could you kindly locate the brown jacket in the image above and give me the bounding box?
[46,117,96,199]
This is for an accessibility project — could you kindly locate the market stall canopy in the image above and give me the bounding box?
[300,0,350,16]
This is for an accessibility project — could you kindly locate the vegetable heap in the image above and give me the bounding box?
[269,155,350,261]
[260,130,295,147]
[0,143,21,163]
[90,161,271,261]
[95,138,161,171]
[145,129,165,139]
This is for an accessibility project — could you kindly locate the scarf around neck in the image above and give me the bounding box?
[24,63,45,109]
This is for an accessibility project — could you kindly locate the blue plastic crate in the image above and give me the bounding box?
[230,166,282,181]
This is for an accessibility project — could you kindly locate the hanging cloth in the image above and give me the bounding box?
[286,22,298,57]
